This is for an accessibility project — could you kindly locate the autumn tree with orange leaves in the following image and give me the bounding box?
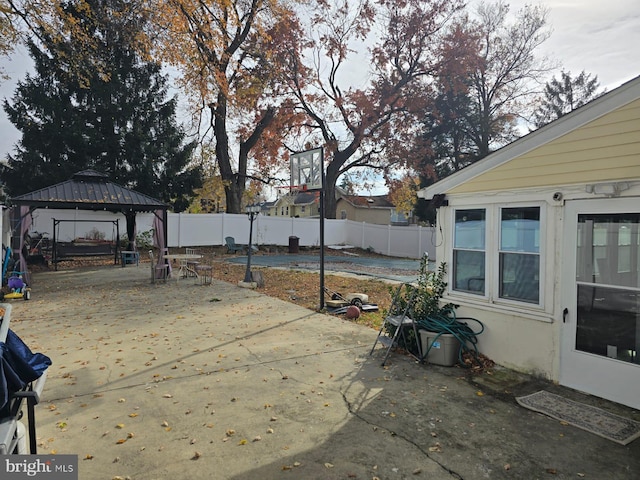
[148,0,305,213]
[280,0,476,218]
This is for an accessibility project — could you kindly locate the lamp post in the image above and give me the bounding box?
[243,204,260,283]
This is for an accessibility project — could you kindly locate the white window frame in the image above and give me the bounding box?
[450,202,546,310]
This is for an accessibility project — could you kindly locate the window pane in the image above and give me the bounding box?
[453,250,485,294]
[455,209,485,249]
[501,207,540,253]
[499,253,539,303]
[578,213,640,288]
[577,284,639,364]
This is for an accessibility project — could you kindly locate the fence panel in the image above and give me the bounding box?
[23,209,435,259]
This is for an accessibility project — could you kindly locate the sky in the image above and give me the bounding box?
[1,0,639,196]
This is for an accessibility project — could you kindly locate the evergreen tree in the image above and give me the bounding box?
[532,70,602,128]
[1,0,202,211]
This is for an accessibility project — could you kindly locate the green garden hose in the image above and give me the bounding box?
[417,308,485,367]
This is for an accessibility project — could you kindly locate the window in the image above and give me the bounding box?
[341,210,347,219]
[499,207,540,303]
[453,209,486,294]
[301,206,306,213]
[452,205,543,305]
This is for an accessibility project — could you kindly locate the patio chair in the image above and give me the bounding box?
[194,262,213,285]
[185,248,201,277]
[0,306,51,454]
[225,237,246,254]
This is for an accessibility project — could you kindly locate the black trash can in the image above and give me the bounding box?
[288,236,299,254]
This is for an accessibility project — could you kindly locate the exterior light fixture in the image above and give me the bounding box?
[243,204,261,283]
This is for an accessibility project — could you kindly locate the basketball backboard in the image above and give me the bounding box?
[290,147,323,191]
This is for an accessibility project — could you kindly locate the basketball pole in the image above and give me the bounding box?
[290,146,325,310]
[318,146,325,310]
[319,187,325,310]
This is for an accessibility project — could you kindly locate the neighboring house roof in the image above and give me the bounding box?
[293,191,319,205]
[338,194,394,209]
[418,74,640,200]
[10,170,168,212]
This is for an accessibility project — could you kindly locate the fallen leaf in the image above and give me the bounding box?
[546,468,557,474]
[192,451,201,460]
[115,423,125,429]
[324,463,334,468]
[238,439,247,445]
[84,454,94,460]
[476,391,484,397]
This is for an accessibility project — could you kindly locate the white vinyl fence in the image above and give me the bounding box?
[27,210,437,260]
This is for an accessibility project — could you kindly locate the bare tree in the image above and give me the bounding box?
[465,0,554,158]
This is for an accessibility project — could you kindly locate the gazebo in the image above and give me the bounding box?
[7,170,169,283]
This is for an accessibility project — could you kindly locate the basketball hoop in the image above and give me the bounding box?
[290,148,323,191]
[278,183,310,195]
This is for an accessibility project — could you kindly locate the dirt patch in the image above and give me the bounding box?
[211,260,394,329]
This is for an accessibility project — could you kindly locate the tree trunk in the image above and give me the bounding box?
[323,159,341,219]
[213,96,245,214]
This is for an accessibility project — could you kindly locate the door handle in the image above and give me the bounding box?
[562,308,569,323]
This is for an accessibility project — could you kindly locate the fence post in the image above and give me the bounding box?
[387,225,391,256]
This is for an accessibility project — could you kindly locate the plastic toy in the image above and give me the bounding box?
[1,273,31,301]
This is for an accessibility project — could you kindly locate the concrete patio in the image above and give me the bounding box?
[4,263,639,479]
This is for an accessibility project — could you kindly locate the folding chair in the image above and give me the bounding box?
[370,283,423,366]
[0,304,50,454]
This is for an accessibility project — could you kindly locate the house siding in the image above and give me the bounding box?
[450,99,640,193]
[337,200,392,225]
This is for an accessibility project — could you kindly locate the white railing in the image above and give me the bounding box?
[28,210,436,260]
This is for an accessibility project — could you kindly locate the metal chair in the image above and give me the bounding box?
[194,263,213,285]
[185,248,200,277]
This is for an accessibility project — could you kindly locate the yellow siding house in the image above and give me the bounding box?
[417,75,640,410]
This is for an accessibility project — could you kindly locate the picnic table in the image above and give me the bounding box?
[163,253,203,281]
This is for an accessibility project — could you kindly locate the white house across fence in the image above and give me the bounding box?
[26,209,437,260]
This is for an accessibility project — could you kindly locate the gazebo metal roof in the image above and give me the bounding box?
[9,170,168,212]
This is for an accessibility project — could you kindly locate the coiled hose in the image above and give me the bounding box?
[416,308,485,367]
